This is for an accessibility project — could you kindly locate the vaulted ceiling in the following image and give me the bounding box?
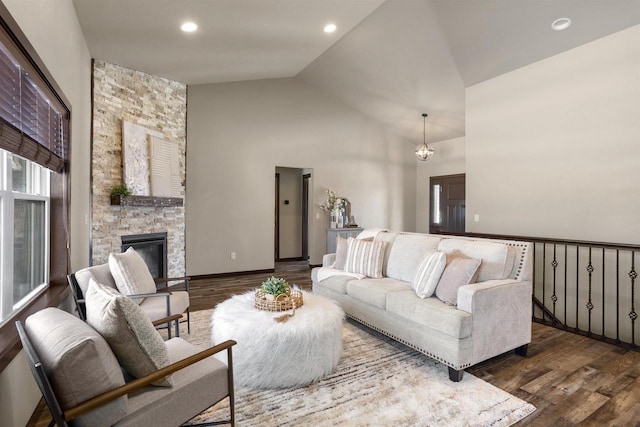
[73,0,640,143]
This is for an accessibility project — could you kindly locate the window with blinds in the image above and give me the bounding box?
[0,26,69,173]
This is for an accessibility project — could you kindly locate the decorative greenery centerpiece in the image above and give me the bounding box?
[255,276,303,315]
[261,276,290,298]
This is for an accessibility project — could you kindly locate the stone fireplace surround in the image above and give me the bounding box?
[90,61,187,277]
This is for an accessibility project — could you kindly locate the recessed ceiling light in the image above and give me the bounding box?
[324,23,337,33]
[181,22,198,33]
[551,18,571,31]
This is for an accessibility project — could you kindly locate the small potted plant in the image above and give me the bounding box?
[110,184,132,204]
[261,276,290,301]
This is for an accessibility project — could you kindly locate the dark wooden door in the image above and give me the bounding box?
[429,174,465,234]
[302,174,310,260]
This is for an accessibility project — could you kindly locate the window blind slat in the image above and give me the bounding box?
[0,32,68,173]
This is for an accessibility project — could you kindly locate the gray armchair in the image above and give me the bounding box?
[17,308,235,427]
[68,263,190,338]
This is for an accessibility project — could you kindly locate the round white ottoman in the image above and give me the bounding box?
[211,291,344,389]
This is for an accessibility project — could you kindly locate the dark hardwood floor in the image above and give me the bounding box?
[28,261,640,426]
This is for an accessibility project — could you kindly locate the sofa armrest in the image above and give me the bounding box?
[457,279,532,364]
[322,253,336,267]
[457,279,523,313]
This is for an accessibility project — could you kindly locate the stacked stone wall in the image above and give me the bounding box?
[91,61,187,276]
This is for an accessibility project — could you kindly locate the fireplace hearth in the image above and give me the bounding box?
[121,232,167,280]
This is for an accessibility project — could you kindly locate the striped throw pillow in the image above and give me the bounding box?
[413,250,447,298]
[344,237,387,278]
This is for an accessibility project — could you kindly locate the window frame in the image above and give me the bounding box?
[0,7,71,373]
[0,150,51,321]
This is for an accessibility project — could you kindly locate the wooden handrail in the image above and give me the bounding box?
[64,339,236,421]
[151,313,182,327]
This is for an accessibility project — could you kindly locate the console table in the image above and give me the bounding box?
[326,227,363,253]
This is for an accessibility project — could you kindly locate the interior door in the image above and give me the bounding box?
[429,174,465,234]
[302,174,310,260]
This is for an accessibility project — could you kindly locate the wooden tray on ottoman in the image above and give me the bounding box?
[254,289,304,312]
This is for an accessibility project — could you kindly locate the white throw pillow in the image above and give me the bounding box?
[85,278,173,386]
[412,250,447,298]
[109,247,157,302]
[344,237,387,279]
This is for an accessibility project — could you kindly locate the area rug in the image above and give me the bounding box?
[183,309,535,426]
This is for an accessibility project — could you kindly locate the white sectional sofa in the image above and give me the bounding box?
[311,231,533,381]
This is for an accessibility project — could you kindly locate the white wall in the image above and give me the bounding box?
[186,77,416,275]
[466,26,640,244]
[415,137,466,233]
[0,1,91,426]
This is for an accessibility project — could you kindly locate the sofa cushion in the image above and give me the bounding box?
[109,247,157,302]
[313,266,365,284]
[373,231,398,277]
[347,278,411,309]
[25,308,127,427]
[85,279,173,386]
[436,251,481,305]
[386,234,442,282]
[437,239,515,282]
[315,273,360,294]
[386,291,472,339]
[333,235,349,270]
[344,238,387,278]
[413,250,447,298]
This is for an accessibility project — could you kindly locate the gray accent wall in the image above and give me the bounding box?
[465,26,640,244]
[186,77,417,275]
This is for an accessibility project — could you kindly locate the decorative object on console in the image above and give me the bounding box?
[319,188,350,228]
[415,113,435,161]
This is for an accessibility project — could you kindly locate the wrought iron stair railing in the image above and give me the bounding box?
[437,232,640,351]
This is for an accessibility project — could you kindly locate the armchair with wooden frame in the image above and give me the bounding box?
[68,262,191,338]
[17,307,235,427]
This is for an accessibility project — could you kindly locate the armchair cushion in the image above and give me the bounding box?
[139,291,189,323]
[24,308,127,427]
[109,247,157,302]
[122,338,230,426]
[74,263,117,296]
[85,279,173,386]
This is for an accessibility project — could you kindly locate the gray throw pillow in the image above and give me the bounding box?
[85,278,173,386]
[333,235,349,270]
[435,250,481,305]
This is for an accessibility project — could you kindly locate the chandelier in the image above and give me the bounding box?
[415,113,434,161]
